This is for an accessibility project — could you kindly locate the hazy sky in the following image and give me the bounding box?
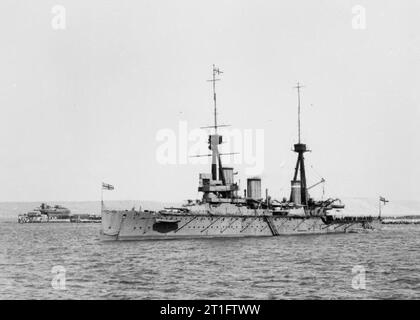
[0,0,419,202]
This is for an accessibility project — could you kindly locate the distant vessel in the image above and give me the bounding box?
[18,203,100,223]
[381,216,420,225]
[101,66,381,240]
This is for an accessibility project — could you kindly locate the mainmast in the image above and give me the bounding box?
[296,82,303,143]
[290,82,309,206]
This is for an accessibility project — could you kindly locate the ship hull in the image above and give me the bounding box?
[101,210,381,241]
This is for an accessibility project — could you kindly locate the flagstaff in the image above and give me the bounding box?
[379,196,389,218]
[101,182,115,211]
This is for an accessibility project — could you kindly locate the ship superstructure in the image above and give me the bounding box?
[100,66,380,240]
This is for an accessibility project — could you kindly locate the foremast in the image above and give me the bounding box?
[197,65,239,202]
[208,64,223,182]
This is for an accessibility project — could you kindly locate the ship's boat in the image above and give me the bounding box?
[100,67,381,240]
[70,214,102,223]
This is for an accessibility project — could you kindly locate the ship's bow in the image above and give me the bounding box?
[100,209,124,240]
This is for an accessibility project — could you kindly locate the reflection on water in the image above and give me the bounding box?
[0,220,419,299]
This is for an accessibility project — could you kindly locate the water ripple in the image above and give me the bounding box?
[0,221,419,299]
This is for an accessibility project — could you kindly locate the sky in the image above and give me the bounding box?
[0,0,419,202]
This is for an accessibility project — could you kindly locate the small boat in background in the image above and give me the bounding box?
[381,216,420,225]
[18,203,101,223]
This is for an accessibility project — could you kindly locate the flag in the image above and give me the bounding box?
[380,196,389,204]
[102,182,114,190]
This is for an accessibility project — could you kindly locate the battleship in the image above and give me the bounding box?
[101,66,381,240]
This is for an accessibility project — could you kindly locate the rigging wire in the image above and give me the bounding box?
[309,163,326,200]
